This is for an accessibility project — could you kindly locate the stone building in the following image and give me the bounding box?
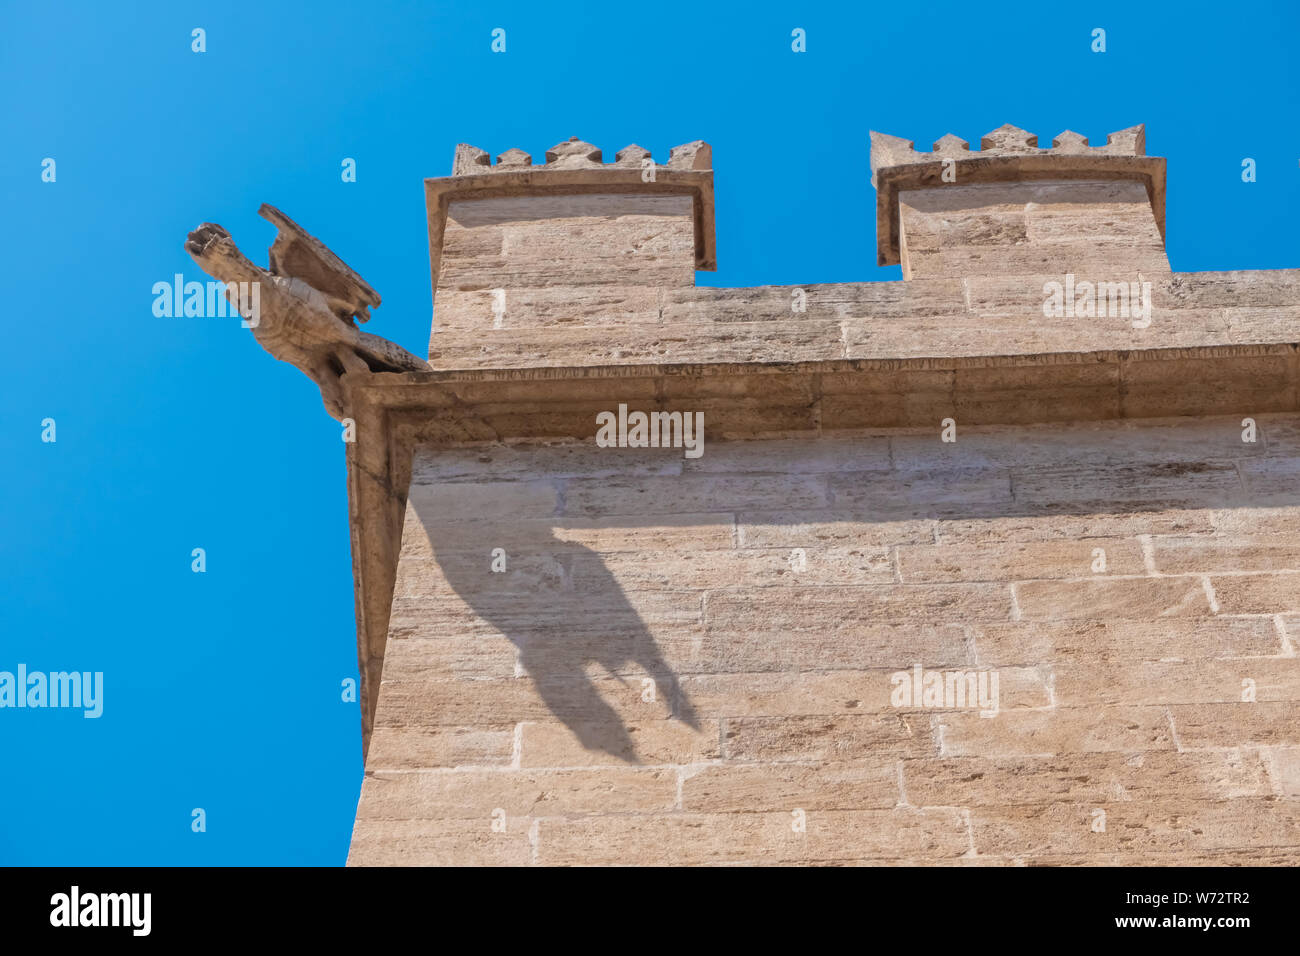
[188,124,1300,865]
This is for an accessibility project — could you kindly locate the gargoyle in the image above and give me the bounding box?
[185,204,429,419]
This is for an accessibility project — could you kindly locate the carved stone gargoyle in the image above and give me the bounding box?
[185,205,429,419]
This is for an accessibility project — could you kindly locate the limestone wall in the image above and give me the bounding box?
[348,413,1300,865]
[896,180,1170,279]
[426,270,1300,371]
[433,194,696,350]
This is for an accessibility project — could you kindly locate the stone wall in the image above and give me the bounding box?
[896,179,1170,278]
[348,413,1300,865]
[432,193,696,351]
[426,271,1300,371]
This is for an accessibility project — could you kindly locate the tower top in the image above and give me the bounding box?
[868,123,1166,268]
[424,138,717,298]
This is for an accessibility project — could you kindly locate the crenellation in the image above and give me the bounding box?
[666,139,712,169]
[613,143,652,166]
[446,136,711,175]
[451,143,491,175]
[542,136,602,167]
[495,147,532,167]
[979,123,1040,153]
[871,123,1149,176]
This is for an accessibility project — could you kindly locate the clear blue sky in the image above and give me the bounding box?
[1,0,1296,865]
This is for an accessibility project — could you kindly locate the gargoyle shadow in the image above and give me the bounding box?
[424,525,699,763]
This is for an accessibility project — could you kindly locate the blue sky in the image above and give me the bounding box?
[1,0,1297,865]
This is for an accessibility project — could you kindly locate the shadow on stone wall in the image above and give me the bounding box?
[416,516,699,763]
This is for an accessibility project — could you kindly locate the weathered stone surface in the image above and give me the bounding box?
[723,714,936,761]
[904,751,1272,807]
[681,759,900,811]
[410,513,734,554]
[351,410,1300,864]
[1209,572,1300,614]
[1053,660,1300,706]
[969,618,1283,664]
[695,667,1049,716]
[689,622,971,673]
[662,279,968,322]
[1168,702,1300,748]
[937,510,1214,545]
[938,706,1177,756]
[684,436,891,474]
[438,194,695,291]
[1261,747,1300,796]
[563,474,830,517]
[374,677,675,727]
[899,180,1171,280]
[970,799,1300,857]
[535,809,969,865]
[356,767,678,819]
[577,546,896,590]
[707,583,1011,627]
[518,719,721,767]
[1151,535,1300,574]
[365,726,516,770]
[347,818,533,866]
[828,468,1015,518]
[380,631,517,681]
[898,538,1147,582]
[430,319,846,369]
[895,417,1266,470]
[1011,849,1300,866]
[434,287,663,332]
[1015,577,1213,619]
[406,477,560,518]
[737,513,936,548]
[1151,270,1300,310]
[1010,462,1244,510]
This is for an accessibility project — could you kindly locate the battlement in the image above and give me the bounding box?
[869,124,1167,273]
[450,136,713,175]
[869,123,1148,176]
